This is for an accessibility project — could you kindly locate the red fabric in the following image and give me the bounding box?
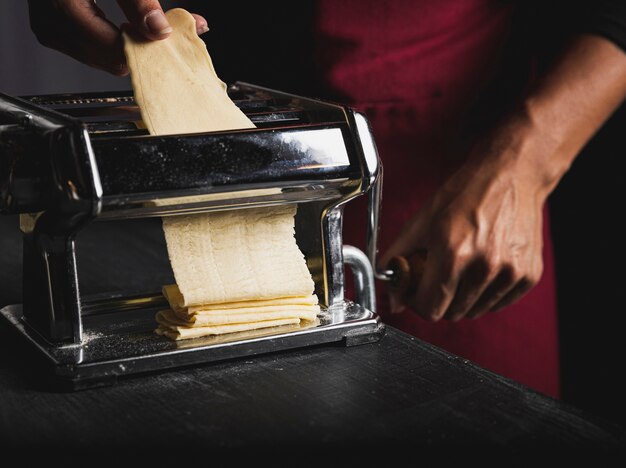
[315,0,560,397]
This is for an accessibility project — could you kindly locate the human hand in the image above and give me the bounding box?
[380,35,626,322]
[381,117,552,322]
[27,1,208,75]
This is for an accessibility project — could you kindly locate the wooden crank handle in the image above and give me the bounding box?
[387,251,427,298]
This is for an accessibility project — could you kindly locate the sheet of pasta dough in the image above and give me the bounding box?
[123,8,254,135]
[156,315,301,340]
[162,284,318,313]
[123,8,319,339]
[162,206,315,306]
[157,308,318,327]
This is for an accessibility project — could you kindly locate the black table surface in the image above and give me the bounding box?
[0,216,624,464]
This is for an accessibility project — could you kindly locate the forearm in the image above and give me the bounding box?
[383,18,626,321]
[489,35,626,198]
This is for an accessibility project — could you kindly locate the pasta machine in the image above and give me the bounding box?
[0,83,390,389]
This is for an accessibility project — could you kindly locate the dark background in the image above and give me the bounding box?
[550,104,626,425]
[0,0,624,425]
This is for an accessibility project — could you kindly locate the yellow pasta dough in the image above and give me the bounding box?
[123,8,319,340]
[123,8,254,135]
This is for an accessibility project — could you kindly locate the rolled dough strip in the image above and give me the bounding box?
[157,308,318,327]
[163,284,318,316]
[178,302,320,318]
[170,303,320,321]
[167,318,320,345]
[156,317,302,340]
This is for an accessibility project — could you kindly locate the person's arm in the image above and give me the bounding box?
[381,34,626,321]
[27,0,208,75]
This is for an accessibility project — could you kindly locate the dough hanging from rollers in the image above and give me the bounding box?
[123,8,319,340]
[161,206,316,306]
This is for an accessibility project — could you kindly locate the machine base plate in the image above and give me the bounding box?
[0,301,384,390]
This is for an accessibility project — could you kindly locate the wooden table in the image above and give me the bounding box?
[0,216,623,464]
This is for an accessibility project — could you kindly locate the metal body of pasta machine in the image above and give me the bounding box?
[0,83,390,389]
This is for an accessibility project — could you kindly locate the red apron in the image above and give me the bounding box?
[315,0,560,397]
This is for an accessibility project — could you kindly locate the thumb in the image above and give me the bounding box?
[116,0,172,40]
